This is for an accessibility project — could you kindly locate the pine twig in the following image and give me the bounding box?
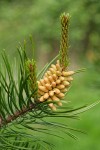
[0,102,37,128]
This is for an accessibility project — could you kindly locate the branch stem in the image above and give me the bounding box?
[0,102,37,128]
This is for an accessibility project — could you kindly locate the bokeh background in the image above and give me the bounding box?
[0,0,100,149]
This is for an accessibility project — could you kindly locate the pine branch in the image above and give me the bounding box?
[0,102,36,128]
[0,12,100,150]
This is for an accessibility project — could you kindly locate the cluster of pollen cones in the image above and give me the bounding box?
[37,60,74,110]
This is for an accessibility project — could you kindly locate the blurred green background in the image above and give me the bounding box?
[0,0,100,149]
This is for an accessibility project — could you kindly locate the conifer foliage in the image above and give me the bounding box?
[0,13,99,150]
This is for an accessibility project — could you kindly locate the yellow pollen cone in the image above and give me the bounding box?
[47,71,52,76]
[51,95,59,101]
[59,76,65,81]
[53,88,60,94]
[45,83,52,90]
[56,79,61,84]
[37,81,41,86]
[43,93,49,100]
[49,68,56,74]
[48,76,53,82]
[49,91,54,97]
[63,81,70,86]
[51,64,57,70]
[40,79,45,86]
[38,86,48,92]
[57,101,62,106]
[56,71,61,76]
[66,76,73,82]
[57,60,60,64]
[61,88,67,93]
[57,84,65,89]
[48,103,56,111]
[56,63,61,71]
[44,77,50,83]
[52,82,56,88]
[57,92,65,98]
[39,96,44,102]
[62,71,75,76]
[44,72,48,77]
[38,90,44,96]
[52,74,57,80]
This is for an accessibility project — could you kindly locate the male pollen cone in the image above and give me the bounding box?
[38,60,74,110]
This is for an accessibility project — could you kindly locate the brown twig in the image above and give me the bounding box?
[0,102,37,128]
